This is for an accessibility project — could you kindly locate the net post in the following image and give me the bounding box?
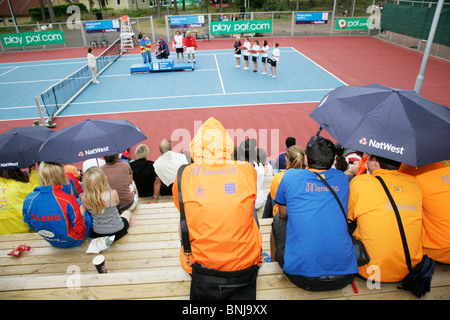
[34,96,56,128]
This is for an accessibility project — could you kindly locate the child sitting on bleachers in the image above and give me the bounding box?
[80,167,135,241]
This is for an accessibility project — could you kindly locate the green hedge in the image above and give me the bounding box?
[29,3,88,22]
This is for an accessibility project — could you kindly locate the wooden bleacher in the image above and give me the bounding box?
[1,184,449,300]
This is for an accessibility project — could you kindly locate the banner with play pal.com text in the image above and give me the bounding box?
[1,30,65,47]
[210,20,272,35]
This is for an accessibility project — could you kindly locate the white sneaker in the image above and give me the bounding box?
[235,65,240,68]
[261,72,267,75]
[272,75,276,78]
[243,67,249,70]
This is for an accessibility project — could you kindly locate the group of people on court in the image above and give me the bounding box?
[138,31,198,64]
[234,36,280,78]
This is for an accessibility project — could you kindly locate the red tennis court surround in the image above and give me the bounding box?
[1,36,449,163]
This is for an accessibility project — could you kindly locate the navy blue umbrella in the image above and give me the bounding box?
[36,119,147,164]
[309,83,450,167]
[0,126,54,170]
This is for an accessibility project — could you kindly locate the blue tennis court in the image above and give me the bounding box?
[0,47,346,121]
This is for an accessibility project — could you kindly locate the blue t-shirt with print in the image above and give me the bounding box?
[274,168,358,277]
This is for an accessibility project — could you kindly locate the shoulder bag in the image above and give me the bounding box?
[375,175,435,298]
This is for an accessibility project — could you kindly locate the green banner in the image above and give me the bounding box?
[1,30,65,47]
[335,18,369,30]
[210,20,272,35]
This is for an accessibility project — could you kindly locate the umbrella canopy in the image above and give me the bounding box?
[36,119,147,164]
[309,83,450,167]
[0,126,54,170]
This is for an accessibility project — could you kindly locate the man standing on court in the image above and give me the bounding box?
[140,33,152,64]
[183,31,198,64]
[87,47,99,84]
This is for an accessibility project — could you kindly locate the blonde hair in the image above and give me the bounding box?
[82,167,111,214]
[135,144,149,160]
[38,162,69,186]
[286,145,306,169]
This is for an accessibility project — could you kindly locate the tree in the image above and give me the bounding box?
[38,0,47,23]
[174,0,179,15]
[46,0,57,24]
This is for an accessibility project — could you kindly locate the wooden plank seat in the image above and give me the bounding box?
[1,196,449,300]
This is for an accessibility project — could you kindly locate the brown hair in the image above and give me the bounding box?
[286,145,306,169]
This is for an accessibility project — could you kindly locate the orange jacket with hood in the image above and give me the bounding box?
[173,117,263,273]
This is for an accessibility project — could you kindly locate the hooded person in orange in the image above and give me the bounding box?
[172,117,263,276]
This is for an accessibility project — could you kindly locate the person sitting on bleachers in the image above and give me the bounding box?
[150,139,188,203]
[348,155,423,282]
[273,136,296,172]
[129,144,157,198]
[0,165,40,234]
[22,162,92,248]
[102,154,138,213]
[265,145,306,221]
[400,160,450,264]
[237,138,267,210]
[80,167,135,241]
[272,136,358,291]
[173,117,263,299]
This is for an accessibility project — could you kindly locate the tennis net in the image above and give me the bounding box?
[36,38,122,122]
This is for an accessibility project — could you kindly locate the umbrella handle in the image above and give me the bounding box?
[308,126,323,147]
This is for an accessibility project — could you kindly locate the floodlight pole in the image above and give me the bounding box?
[414,0,444,94]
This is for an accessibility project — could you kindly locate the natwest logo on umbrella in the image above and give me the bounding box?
[361,137,405,154]
[81,146,110,157]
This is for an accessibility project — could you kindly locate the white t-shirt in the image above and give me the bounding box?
[83,158,106,173]
[261,45,269,58]
[252,44,260,57]
[243,40,251,56]
[173,34,183,48]
[153,151,188,187]
[272,48,280,62]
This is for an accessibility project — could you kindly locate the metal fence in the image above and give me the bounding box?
[0,8,448,61]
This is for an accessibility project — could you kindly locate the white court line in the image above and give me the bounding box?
[292,47,347,86]
[68,88,333,106]
[0,78,62,85]
[0,105,36,110]
[214,54,225,94]
[0,100,319,122]
[0,66,19,78]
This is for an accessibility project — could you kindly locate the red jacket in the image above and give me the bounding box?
[183,35,198,49]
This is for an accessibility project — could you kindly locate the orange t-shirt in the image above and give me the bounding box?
[400,160,450,264]
[270,171,286,216]
[348,169,423,282]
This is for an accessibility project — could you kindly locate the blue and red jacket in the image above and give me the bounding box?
[22,185,92,248]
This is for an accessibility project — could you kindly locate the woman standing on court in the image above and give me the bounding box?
[233,36,242,68]
[242,37,251,70]
[260,40,269,75]
[251,40,260,73]
[270,43,280,78]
